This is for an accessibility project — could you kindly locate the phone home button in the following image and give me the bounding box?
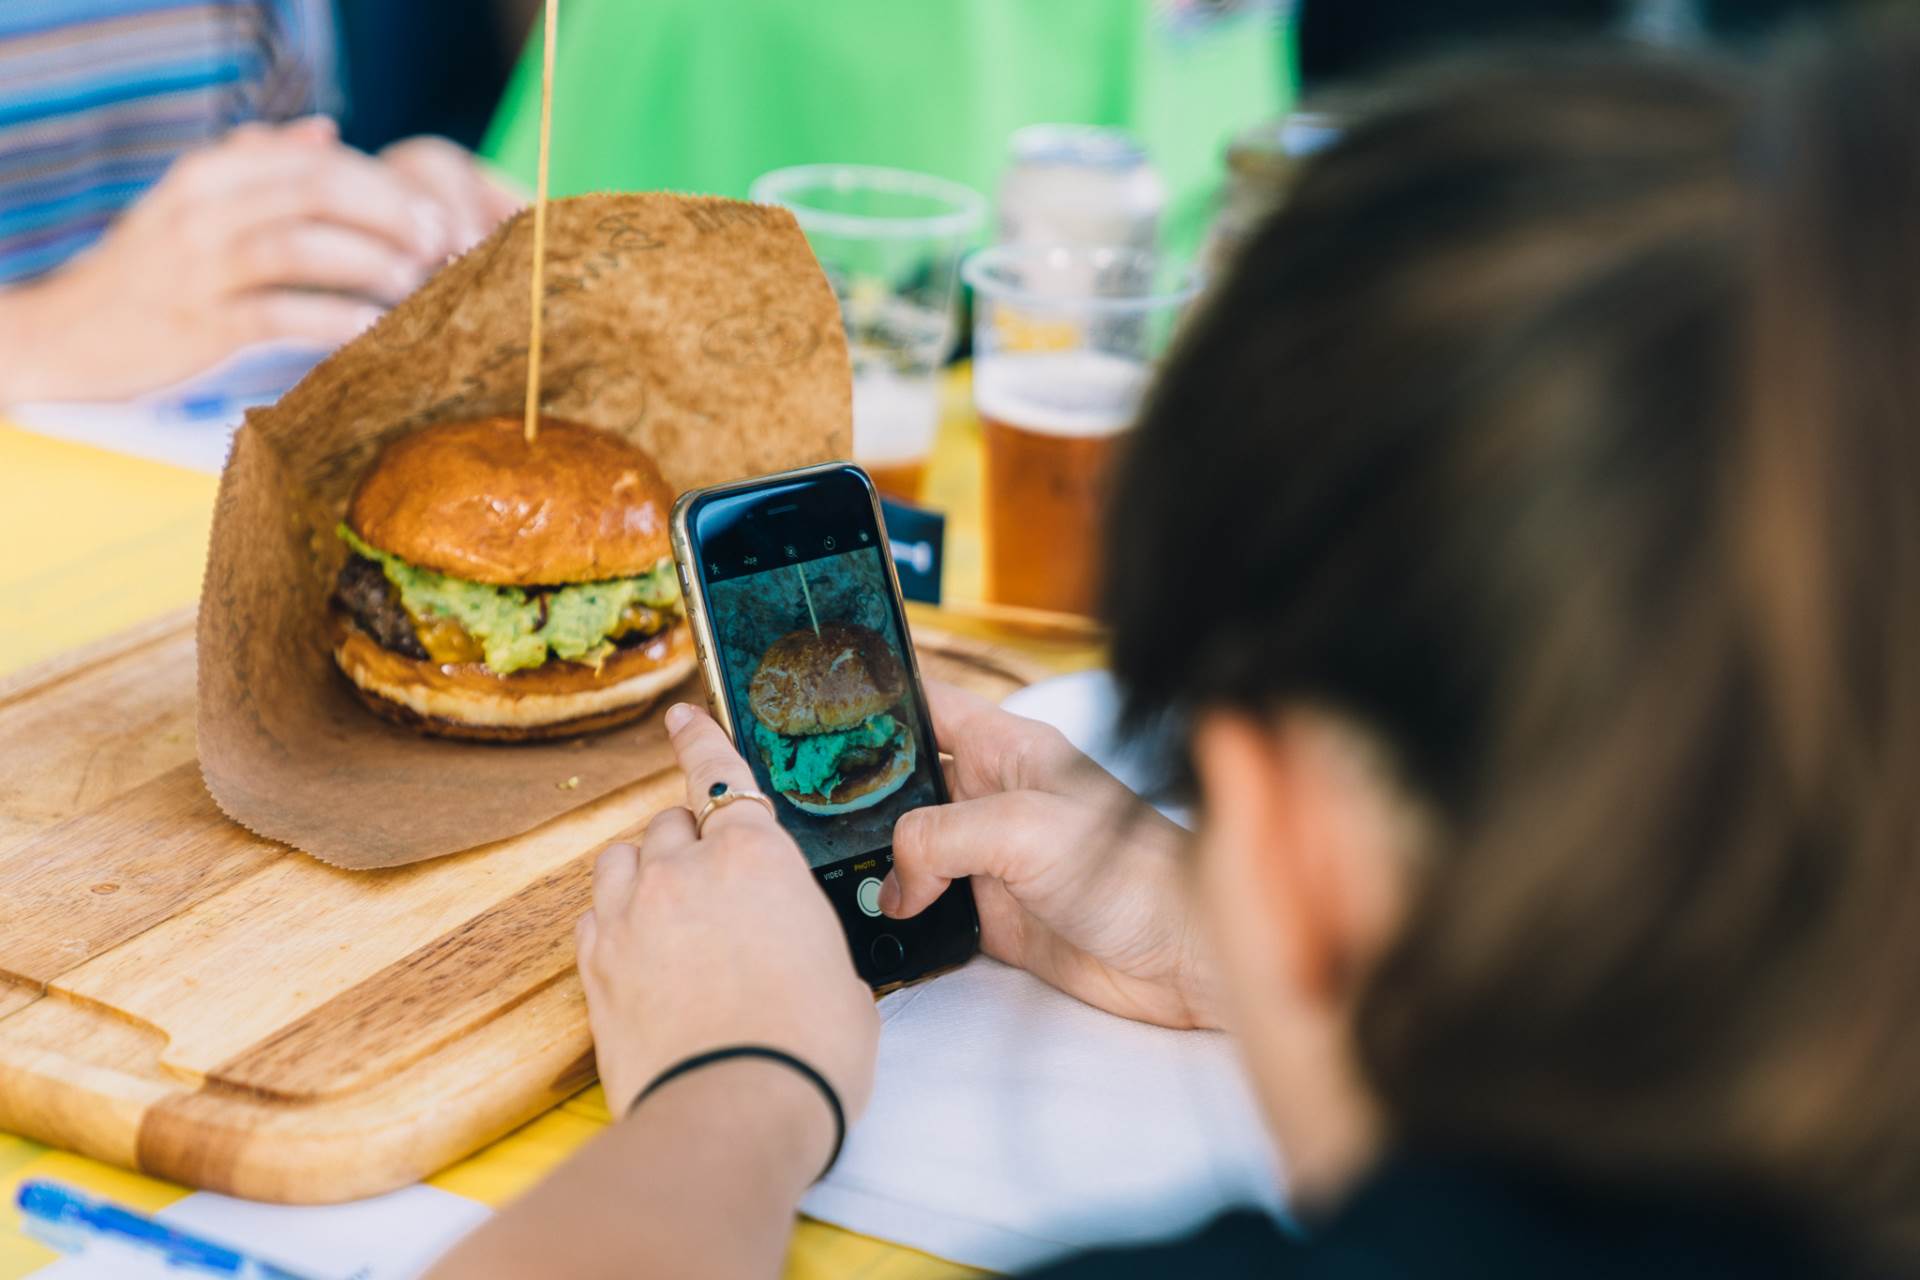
[869,934,905,975]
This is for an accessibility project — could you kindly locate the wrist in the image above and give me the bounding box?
[622,1054,840,1195]
[426,1053,835,1279]
[0,274,85,402]
[1138,826,1225,1031]
[1174,945,1224,1031]
[0,287,42,402]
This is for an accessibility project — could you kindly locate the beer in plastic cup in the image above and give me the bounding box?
[964,245,1200,614]
[852,364,940,504]
[974,352,1147,614]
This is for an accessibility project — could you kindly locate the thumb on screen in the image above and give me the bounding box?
[887,791,1056,918]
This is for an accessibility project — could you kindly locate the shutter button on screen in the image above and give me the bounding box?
[855,876,884,917]
[869,935,905,974]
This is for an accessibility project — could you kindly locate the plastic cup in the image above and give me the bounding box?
[751,165,987,503]
[963,244,1201,615]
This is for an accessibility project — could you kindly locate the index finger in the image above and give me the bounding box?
[663,702,778,832]
[592,841,639,919]
[381,137,492,254]
[925,679,1083,797]
[212,144,445,259]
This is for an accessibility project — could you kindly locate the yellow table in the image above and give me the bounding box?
[0,384,1089,1278]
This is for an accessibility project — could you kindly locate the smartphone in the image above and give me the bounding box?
[670,463,979,988]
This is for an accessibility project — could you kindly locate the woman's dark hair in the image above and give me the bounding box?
[1106,20,1920,1266]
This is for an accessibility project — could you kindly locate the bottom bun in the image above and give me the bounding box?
[333,616,697,742]
[783,731,917,816]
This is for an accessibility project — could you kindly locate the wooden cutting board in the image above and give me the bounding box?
[0,607,1043,1203]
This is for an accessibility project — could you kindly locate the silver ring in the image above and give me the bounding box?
[694,783,778,838]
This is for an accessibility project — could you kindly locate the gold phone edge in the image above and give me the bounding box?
[669,462,903,753]
[668,488,731,747]
[670,463,968,994]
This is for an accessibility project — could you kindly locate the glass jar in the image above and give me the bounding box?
[1205,108,1347,277]
[997,124,1167,253]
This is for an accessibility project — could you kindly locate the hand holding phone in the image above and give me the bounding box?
[672,464,980,987]
[578,704,881,1117]
[887,680,1220,1030]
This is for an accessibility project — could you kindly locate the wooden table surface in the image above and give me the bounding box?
[0,377,1100,1279]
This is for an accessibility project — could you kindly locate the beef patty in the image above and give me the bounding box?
[835,738,898,778]
[334,556,428,658]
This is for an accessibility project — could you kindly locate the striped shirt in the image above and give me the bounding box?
[0,0,330,285]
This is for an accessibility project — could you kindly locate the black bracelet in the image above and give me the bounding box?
[625,1045,846,1182]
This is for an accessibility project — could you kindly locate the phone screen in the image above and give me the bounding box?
[681,465,978,985]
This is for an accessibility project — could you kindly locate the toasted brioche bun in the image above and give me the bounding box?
[346,416,673,586]
[332,614,696,741]
[748,623,908,736]
[781,730,916,815]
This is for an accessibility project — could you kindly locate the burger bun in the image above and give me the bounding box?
[332,614,696,742]
[345,416,674,586]
[749,623,907,736]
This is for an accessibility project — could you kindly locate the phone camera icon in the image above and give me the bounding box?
[784,544,797,559]
[858,531,871,543]
[822,536,836,551]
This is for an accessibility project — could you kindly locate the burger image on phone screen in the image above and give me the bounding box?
[329,415,696,740]
[747,623,917,814]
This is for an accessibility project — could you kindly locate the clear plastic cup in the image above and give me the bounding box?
[963,244,1202,614]
[751,165,987,503]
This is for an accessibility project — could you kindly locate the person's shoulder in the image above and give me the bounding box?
[1018,1154,1870,1280]
[1019,1210,1295,1279]
[1314,1152,1859,1279]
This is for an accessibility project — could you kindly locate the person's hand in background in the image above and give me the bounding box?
[0,117,507,403]
[380,135,524,260]
[885,681,1219,1030]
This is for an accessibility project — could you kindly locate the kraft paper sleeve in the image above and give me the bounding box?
[197,193,851,867]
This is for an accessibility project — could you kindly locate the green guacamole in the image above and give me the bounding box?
[339,526,680,674]
[752,713,899,799]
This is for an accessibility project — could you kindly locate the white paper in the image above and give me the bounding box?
[804,958,1285,1274]
[30,1184,489,1280]
[7,341,323,474]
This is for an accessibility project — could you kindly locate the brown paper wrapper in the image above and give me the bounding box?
[197,194,850,868]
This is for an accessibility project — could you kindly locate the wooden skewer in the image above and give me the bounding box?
[797,563,821,636]
[523,0,559,445]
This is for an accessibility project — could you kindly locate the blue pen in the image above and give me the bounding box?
[166,392,248,423]
[16,1179,321,1280]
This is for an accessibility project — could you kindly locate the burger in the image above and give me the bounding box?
[330,415,696,740]
[747,622,917,815]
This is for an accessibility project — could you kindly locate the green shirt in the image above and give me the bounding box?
[485,0,1295,258]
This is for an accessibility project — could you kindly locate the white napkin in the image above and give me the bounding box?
[800,671,1285,1273]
